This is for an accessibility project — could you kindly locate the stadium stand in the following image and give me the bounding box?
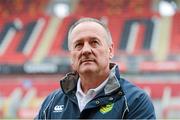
[0,0,179,73]
[170,12,180,55]
[0,0,180,119]
[161,87,180,118]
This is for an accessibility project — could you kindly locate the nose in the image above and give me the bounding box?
[81,42,92,56]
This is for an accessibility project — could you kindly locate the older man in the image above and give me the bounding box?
[36,18,156,119]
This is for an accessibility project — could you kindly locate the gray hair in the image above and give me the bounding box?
[68,17,112,50]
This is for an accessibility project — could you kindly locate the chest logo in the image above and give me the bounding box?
[100,103,114,114]
[53,105,64,112]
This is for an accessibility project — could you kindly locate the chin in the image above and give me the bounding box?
[79,68,97,74]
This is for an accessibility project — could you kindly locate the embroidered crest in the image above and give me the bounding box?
[100,103,114,114]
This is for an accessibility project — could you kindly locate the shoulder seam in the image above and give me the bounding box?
[122,96,129,119]
[43,90,60,118]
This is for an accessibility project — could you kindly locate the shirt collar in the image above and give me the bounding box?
[76,77,109,97]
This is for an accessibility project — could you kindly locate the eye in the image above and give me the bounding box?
[91,39,99,47]
[74,42,83,50]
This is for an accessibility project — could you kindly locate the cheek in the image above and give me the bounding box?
[98,48,110,59]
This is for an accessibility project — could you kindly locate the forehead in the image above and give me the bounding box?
[71,21,107,40]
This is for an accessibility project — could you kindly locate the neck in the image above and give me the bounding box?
[79,70,110,93]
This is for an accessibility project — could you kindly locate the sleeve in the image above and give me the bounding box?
[34,90,59,119]
[34,94,52,119]
[125,92,156,119]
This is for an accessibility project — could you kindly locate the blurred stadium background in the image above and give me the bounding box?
[0,0,180,119]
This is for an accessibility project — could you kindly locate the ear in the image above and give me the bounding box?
[70,53,76,71]
[109,43,114,59]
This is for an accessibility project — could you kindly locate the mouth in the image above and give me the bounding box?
[80,59,95,64]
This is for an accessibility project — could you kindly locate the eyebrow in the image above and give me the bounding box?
[73,39,83,44]
[75,36,101,44]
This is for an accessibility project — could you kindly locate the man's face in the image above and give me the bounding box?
[70,21,113,75]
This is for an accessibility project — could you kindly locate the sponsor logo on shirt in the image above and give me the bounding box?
[53,105,64,112]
